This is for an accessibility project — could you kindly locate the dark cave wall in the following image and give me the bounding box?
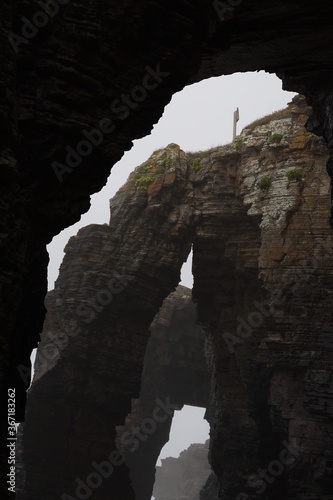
[2,0,333,429]
[2,1,333,498]
[1,2,206,458]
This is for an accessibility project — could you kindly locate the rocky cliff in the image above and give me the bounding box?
[17,278,210,499]
[153,440,211,500]
[3,3,333,498]
[16,95,333,499]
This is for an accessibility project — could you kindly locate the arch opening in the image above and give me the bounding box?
[17,71,302,500]
[156,405,209,466]
[152,405,210,500]
[46,71,296,291]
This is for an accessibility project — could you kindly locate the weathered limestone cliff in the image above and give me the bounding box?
[16,96,333,499]
[3,3,333,498]
[153,440,211,500]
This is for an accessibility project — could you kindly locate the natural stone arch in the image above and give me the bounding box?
[17,139,255,499]
[3,15,333,500]
[16,99,333,499]
[17,145,196,500]
[2,3,333,435]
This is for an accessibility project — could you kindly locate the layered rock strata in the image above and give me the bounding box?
[17,96,333,499]
[16,142,194,499]
[3,7,333,500]
[195,97,333,499]
[3,6,333,460]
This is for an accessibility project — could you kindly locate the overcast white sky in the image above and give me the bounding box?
[44,71,296,469]
[152,406,209,498]
[156,406,209,465]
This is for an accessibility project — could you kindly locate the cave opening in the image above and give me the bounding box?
[46,71,296,292]
[156,405,209,466]
[152,405,210,500]
[18,71,300,499]
[180,246,194,288]
[3,4,333,498]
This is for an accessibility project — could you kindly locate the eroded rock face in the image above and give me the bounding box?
[3,6,333,500]
[193,96,333,499]
[2,3,333,445]
[17,96,333,499]
[16,144,194,499]
[153,440,211,500]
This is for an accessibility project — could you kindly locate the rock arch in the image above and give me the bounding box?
[17,97,333,499]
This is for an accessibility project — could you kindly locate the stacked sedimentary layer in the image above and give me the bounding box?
[16,140,196,499]
[2,1,333,442]
[17,96,333,499]
[195,96,333,499]
[4,3,333,498]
